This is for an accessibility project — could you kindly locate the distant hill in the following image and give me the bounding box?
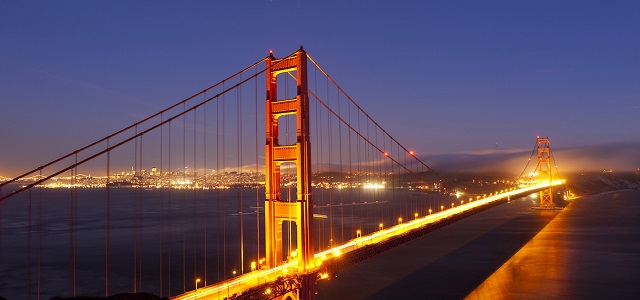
[564,171,640,195]
[424,141,640,174]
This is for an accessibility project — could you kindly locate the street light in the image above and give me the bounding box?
[440,205,444,211]
[232,270,236,278]
[428,208,432,215]
[414,212,418,219]
[195,278,201,299]
[379,223,383,230]
[398,217,402,224]
[356,229,361,238]
[251,261,257,272]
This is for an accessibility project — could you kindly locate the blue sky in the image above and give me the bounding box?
[1,1,639,175]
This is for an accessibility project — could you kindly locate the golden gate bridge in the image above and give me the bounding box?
[0,47,563,300]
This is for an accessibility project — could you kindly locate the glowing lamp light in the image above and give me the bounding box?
[384,152,389,156]
[409,150,415,155]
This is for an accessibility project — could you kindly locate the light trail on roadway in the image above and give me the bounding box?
[172,180,564,300]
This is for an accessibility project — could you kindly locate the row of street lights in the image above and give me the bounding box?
[354,198,468,240]
[198,190,516,299]
[351,187,525,245]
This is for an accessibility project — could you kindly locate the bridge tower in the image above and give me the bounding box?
[537,137,554,208]
[264,47,315,298]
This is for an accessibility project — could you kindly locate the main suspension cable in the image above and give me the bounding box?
[1,51,300,202]
[306,54,437,174]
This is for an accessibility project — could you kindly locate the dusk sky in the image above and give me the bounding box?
[1,1,639,176]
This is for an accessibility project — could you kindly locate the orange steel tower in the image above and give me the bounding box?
[264,47,314,279]
[537,137,553,208]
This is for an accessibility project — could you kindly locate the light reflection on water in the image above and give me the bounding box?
[0,185,460,299]
[468,189,640,300]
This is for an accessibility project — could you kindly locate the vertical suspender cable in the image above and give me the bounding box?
[326,75,333,247]
[203,98,208,286]
[216,88,222,281]
[66,169,73,296]
[133,127,138,293]
[139,135,144,291]
[313,67,321,248]
[238,74,244,275]
[37,170,42,300]
[27,189,32,300]
[316,73,323,248]
[254,66,260,266]
[347,98,354,238]
[222,82,227,279]
[167,120,172,297]
[357,108,362,232]
[397,143,403,218]
[337,90,344,243]
[193,108,198,284]
[72,155,77,296]
[286,74,292,256]
[105,140,110,296]
[158,118,163,297]
[182,103,186,293]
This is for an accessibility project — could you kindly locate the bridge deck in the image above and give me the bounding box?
[172,181,564,300]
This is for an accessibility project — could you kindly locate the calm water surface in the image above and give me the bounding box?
[0,185,458,299]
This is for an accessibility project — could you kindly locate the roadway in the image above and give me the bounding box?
[172,181,564,300]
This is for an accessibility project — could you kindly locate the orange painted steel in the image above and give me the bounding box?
[264,47,314,281]
[537,137,554,208]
